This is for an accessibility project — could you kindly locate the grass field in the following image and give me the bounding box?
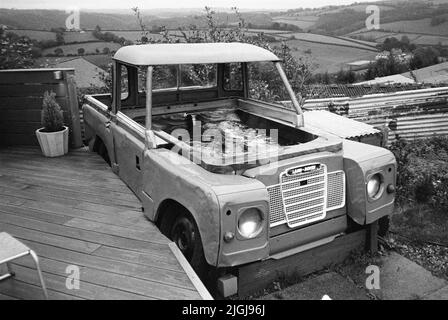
[377,18,448,36]
[7,29,56,41]
[34,54,112,69]
[349,30,448,46]
[324,4,396,14]
[348,17,448,45]
[63,31,98,43]
[278,32,377,51]
[284,39,377,73]
[272,16,318,30]
[414,35,448,46]
[42,41,121,56]
[83,54,112,69]
[102,30,166,43]
[337,36,378,47]
[245,28,291,34]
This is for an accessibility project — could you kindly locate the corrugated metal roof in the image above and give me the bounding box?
[304,110,380,139]
[53,57,109,88]
[402,61,448,84]
[355,74,415,85]
[113,43,280,65]
[303,86,448,145]
[302,83,441,99]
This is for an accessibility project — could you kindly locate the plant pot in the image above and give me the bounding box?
[36,126,69,157]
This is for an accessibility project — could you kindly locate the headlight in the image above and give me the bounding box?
[367,173,382,199]
[237,208,263,239]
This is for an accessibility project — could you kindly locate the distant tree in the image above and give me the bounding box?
[410,47,440,69]
[364,53,408,80]
[54,48,64,56]
[77,48,85,55]
[30,47,43,58]
[312,71,332,84]
[430,15,447,26]
[55,32,64,45]
[0,30,35,69]
[380,36,415,52]
[102,47,110,54]
[151,25,162,33]
[336,69,356,84]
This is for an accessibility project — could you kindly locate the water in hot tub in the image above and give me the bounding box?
[148,107,283,160]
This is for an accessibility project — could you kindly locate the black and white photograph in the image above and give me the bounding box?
[0,0,447,307]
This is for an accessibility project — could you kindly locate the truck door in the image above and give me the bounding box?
[108,64,145,197]
[110,114,145,197]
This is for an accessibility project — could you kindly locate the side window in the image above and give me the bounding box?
[248,61,287,104]
[224,63,243,91]
[138,65,177,92]
[120,65,129,100]
[180,64,217,89]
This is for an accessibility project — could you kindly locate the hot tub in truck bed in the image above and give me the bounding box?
[82,43,396,297]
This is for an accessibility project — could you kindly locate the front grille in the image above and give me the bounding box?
[267,165,345,228]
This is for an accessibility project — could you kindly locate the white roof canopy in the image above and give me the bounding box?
[113,42,280,66]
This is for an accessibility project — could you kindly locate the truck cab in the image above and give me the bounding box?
[82,42,396,279]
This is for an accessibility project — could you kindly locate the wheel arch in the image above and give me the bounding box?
[91,135,111,165]
[155,198,214,266]
[156,199,191,234]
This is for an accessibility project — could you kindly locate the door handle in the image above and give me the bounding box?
[105,121,111,129]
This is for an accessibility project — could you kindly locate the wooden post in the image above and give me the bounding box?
[367,220,379,254]
[66,71,83,148]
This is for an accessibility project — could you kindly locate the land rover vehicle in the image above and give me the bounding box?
[83,43,396,287]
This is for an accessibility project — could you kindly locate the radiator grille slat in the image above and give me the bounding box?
[267,166,346,228]
[327,171,346,210]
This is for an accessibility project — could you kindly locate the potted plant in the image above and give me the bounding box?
[36,91,68,157]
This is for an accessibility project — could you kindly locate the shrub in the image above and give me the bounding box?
[41,91,64,132]
[389,136,448,211]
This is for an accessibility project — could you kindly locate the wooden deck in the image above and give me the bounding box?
[0,146,211,300]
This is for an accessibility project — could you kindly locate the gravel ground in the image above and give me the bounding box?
[385,233,448,281]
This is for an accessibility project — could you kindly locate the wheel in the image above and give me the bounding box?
[169,213,208,276]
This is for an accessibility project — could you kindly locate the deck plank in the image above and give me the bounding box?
[0,211,174,258]
[0,201,149,231]
[0,146,207,300]
[0,173,139,203]
[9,263,150,300]
[12,253,200,300]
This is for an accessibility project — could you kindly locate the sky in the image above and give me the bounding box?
[0,0,382,10]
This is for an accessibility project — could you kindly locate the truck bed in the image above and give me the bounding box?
[131,105,341,173]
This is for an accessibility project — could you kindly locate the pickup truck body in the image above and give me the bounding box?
[83,43,396,272]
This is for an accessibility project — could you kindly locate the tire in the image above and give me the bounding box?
[169,212,208,277]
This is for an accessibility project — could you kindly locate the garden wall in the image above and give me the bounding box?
[0,68,83,148]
